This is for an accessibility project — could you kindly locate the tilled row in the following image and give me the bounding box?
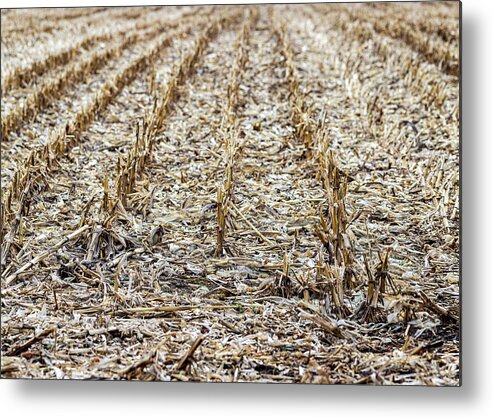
[117,16,244,276]
[3,7,108,31]
[214,10,256,257]
[271,9,380,320]
[306,4,459,146]
[2,28,154,140]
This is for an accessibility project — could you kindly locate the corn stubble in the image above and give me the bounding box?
[214,11,256,257]
[0,4,459,385]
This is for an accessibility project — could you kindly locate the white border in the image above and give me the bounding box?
[1,0,492,417]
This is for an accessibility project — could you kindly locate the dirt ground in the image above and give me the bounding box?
[1,3,460,384]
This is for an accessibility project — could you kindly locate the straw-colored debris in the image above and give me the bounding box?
[1,4,460,385]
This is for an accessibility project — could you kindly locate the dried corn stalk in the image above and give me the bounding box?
[214,11,254,256]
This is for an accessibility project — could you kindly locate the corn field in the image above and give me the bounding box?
[0,3,460,385]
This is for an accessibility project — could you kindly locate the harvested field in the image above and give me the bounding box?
[1,3,460,385]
